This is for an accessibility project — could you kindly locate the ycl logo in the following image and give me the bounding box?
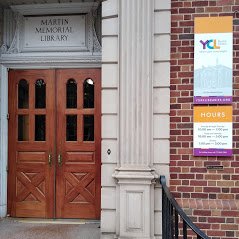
[200,40,220,50]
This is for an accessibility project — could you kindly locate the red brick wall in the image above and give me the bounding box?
[170,1,239,238]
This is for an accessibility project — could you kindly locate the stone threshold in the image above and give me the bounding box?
[7,217,100,225]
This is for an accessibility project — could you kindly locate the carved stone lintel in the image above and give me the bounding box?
[1,3,102,56]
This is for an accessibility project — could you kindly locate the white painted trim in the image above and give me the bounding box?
[0,65,8,218]
[11,2,99,15]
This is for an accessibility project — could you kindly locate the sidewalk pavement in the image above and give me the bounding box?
[0,218,100,239]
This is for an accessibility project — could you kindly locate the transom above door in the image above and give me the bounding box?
[8,69,101,219]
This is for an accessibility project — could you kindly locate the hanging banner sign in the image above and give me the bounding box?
[194,106,232,156]
[194,16,233,104]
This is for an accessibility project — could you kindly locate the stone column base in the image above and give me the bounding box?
[113,168,157,239]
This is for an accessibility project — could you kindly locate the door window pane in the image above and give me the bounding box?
[66,115,77,141]
[83,78,94,108]
[66,79,77,108]
[18,79,29,109]
[18,115,29,141]
[35,115,46,141]
[35,79,46,108]
[83,115,94,141]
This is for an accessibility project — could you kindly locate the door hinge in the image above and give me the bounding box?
[7,113,9,120]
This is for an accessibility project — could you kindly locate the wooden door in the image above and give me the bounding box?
[8,70,55,218]
[55,69,101,219]
[8,69,101,219]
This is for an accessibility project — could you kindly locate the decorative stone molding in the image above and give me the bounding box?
[10,2,99,16]
[1,12,21,54]
[0,2,102,59]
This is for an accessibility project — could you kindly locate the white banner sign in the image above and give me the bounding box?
[194,106,232,156]
[194,17,233,104]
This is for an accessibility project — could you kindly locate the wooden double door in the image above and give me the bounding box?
[8,69,101,219]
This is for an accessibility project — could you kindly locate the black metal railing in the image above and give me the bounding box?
[159,175,210,239]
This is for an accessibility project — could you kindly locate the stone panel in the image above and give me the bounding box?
[102,115,118,139]
[102,37,118,62]
[102,89,118,114]
[154,211,162,235]
[102,0,118,18]
[101,210,116,233]
[153,139,170,164]
[153,62,170,87]
[154,187,162,211]
[153,88,170,114]
[154,35,170,61]
[102,18,118,36]
[153,115,170,139]
[154,11,171,34]
[154,0,171,10]
[102,64,118,88]
[101,187,116,209]
[101,163,117,187]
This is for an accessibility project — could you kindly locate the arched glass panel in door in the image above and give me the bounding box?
[83,78,95,141]
[83,78,94,108]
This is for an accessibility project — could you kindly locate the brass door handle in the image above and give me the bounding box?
[48,154,52,167]
[58,154,62,167]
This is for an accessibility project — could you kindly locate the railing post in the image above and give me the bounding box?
[169,204,173,237]
[175,210,179,239]
[162,189,166,239]
[183,221,187,239]
[166,198,169,239]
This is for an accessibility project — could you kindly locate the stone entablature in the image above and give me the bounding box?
[0,2,101,65]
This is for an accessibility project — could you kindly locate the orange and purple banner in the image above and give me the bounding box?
[194,106,232,156]
[194,17,233,104]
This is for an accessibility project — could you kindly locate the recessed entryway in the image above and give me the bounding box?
[8,69,101,219]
